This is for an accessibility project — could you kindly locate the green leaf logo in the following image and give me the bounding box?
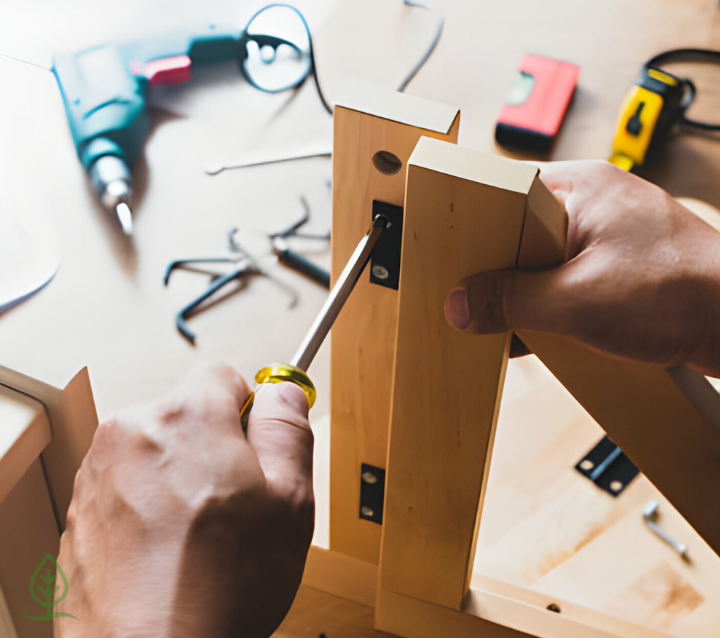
[20,553,77,621]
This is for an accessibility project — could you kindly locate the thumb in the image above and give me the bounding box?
[246,382,314,498]
[444,264,578,336]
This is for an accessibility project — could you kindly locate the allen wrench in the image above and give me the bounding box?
[229,197,331,288]
[643,500,690,559]
[164,231,298,345]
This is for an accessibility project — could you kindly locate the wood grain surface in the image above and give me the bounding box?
[329,91,458,565]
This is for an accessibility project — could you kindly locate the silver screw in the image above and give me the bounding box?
[372,265,389,280]
[643,500,689,558]
[361,506,374,517]
[362,471,378,484]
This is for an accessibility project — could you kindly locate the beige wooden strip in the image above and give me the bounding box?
[330,85,459,564]
[379,139,532,609]
[0,386,51,505]
[465,578,669,638]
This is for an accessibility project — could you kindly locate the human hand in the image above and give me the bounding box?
[55,363,314,638]
[444,160,720,376]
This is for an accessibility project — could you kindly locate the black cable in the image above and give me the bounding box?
[310,0,445,115]
[643,48,720,131]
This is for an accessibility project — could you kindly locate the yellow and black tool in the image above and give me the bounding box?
[240,214,390,419]
[610,48,720,172]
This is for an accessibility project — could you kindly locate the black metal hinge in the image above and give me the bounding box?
[370,200,404,290]
[359,463,386,524]
[575,435,639,496]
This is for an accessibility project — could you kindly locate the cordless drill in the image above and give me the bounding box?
[53,27,258,235]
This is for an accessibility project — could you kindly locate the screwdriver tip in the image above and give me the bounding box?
[116,202,133,236]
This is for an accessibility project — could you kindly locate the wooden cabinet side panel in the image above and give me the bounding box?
[330,105,459,564]
[379,159,527,609]
[0,460,60,638]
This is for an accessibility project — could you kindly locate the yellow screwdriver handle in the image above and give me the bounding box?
[240,362,317,420]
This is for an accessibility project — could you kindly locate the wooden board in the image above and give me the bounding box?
[379,138,537,609]
[0,460,59,638]
[330,83,459,564]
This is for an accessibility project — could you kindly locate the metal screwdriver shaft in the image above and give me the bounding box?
[240,214,390,419]
[291,214,389,371]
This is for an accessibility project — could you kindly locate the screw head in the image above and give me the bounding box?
[372,265,389,280]
[362,471,378,484]
[361,506,374,517]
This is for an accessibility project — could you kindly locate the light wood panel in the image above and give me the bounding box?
[379,138,536,609]
[330,84,459,564]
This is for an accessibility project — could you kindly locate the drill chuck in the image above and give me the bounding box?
[89,155,134,235]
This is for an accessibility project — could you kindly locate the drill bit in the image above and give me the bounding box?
[290,214,389,371]
[116,203,133,236]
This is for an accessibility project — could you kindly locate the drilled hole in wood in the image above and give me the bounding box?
[547,603,561,614]
[373,150,402,175]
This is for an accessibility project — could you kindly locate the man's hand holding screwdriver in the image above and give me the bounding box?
[55,364,314,638]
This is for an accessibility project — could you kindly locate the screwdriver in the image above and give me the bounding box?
[240,214,390,418]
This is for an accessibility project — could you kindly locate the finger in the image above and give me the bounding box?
[444,263,580,336]
[246,382,313,499]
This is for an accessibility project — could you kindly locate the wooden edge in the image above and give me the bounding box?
[376,587,533,638]
[40,367,98,530]
[409,136,538,195]
[302,546,667,638]
[468,576,669,638]
[0,392,51,506]
[0,364,62,408]
[333,78,460,134]
[303,545,378,608]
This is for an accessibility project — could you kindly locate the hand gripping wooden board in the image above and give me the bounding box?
[375,136,720,637]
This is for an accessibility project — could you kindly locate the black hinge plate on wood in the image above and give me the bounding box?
[359,463,386,524]
[370,200,404,290]
[575,435,639,497]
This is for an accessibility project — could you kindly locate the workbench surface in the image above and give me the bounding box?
[1,0,719,636]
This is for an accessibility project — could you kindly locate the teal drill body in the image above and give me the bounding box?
[52,27,246,234]
[53,28,243,171]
